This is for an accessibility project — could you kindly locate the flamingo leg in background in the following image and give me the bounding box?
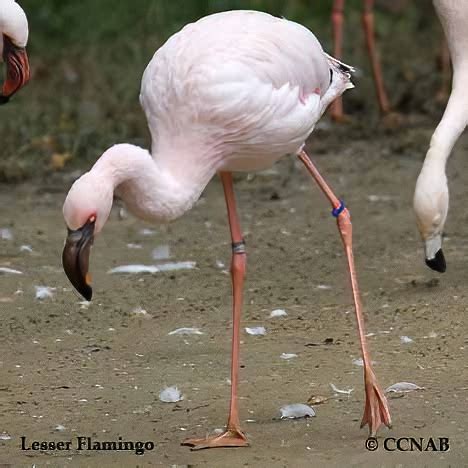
[182,172,248,450]
[362,0,391,114]
[331,0,391,119]
[330,0,346,121]
[298,149,391,436]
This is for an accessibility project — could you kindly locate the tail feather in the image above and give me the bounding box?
[324,53,356,76]
[318,53,356,115]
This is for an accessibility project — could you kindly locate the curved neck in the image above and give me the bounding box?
[424,83,468,171]
[426,1,468,169]
[93,144,216,223]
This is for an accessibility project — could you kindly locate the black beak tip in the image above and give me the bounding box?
[0,94,10,105]
[425,249,446,273]
[82,286,93,302]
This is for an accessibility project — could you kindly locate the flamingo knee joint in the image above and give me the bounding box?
[232,240,246,254]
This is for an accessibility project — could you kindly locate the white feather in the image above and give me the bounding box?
[0,0,28,49]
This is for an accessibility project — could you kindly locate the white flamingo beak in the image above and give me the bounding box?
[0,34,30,104]
[62,218,95,301]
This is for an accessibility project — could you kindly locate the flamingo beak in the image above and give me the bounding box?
[425,248,446,273]
[0,35,30,104]
[424,234,446,273]
[62,218,95,301]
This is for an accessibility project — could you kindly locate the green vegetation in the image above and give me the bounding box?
[1,0,444,181]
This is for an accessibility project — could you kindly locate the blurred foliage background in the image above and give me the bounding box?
[1,0,445,181]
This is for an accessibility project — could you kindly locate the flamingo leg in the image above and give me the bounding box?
[182,172,248,450]
[362,0,391,114]
[297,149,391,436]
[330,0,346,121]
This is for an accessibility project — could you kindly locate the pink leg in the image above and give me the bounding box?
[182,172,248,450]
[330,0,346,121]
[362,0,391,114]
[298,149,391,436]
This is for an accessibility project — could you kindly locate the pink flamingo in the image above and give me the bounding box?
[62,10,391,449]
[0,0,30,104]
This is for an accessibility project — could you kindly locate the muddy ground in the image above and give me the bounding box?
[1,118,468,467]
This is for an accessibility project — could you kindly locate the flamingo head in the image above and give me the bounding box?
[0,0,30,103]
[413,164,448,273]
[62,172,114,300]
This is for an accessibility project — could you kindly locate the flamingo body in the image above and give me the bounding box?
[142,11,351,174]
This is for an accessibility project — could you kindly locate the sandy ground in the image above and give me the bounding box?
[1,119,468,467]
